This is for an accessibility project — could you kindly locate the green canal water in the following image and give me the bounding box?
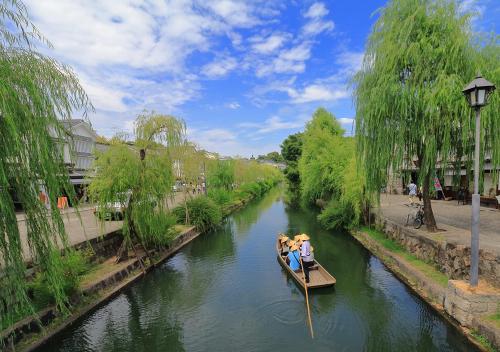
[37,188,477,351]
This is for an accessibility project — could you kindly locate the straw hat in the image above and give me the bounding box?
[290,244,299,251]
[293,234,301,241]
[288,240,296,247]
[279,236,289,243]
[299,233,310,241]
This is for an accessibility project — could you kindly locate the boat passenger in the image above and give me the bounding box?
[299,234,314,283]
[287,243,301,272]
[279,236,290,256]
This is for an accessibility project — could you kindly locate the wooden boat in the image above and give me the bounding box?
[276,238,336,289]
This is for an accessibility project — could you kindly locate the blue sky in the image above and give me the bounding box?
[25,0,498,157]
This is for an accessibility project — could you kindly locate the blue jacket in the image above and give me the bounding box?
[287,250,301,271]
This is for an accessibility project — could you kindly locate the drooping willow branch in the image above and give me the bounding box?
[353,0,499,231]
[0,0,92,328]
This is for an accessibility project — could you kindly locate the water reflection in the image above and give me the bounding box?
[37,190,477,352]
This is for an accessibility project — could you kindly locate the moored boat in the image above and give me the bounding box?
[276,237,336,289]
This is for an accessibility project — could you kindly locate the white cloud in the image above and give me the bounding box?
[78,74,129,112]
[239,115,303,134]
[289,84,349,104]
[202,56,238,78]
[338,117,354,124]
[302,20,334,36]
[225,102,241,109]
[188,127,276,157]
[24,0,281,116]
[250,33,288,54]
[335,51,364,74]
[256,42,312,76]
[305,2,329,18]
[302,2,334,36]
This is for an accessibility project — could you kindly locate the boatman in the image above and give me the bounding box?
[299,234,314,283]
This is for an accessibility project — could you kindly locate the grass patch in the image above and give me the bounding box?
[487,305,500,329]
[360,226,449,287]
[471,330,497,352]
[174,224,191,233]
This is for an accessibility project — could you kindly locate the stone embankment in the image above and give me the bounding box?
[2,226,201,351]
[359,215,500,351]
[379,217,500,288]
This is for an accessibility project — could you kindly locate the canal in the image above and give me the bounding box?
[38,188,477,351]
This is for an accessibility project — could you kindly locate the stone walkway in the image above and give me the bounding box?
[17,192,189,261]
[376,194,500,255]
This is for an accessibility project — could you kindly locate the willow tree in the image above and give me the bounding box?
[0,1,91,326]
[171,141,207,224]
[89,112,185,260]
[354,0,499,231]
[298,108,350,205]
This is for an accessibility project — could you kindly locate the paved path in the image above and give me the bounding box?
[376,194,500,255]
[17,192,189,261]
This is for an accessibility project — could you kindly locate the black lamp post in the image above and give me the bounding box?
[462,73,496,287]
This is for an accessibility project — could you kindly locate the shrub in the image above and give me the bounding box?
[29,250,89,309]
[132,207,177,247]
[173,197,222,232]
[317,199,357,230]
[207,188,233,206]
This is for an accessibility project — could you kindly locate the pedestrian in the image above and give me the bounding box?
[408,181,417,205]
[299,234,314,283]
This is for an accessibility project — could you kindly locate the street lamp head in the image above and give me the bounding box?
[462,73,496,109]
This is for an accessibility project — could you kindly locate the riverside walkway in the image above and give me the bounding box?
[376,194,500,255]
[16,192,188,261]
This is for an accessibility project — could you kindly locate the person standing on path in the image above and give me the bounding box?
[299,234,314,283]
[408,181,417,205]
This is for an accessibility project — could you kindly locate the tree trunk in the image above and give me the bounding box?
[422,172,437,232]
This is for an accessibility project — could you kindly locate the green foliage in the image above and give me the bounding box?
[0,0,92,323]
[173,197,222,232]
[207,188,233,206]
[234,179,277,200]
[207,160,235,191]
[280,133,303,201]
[318,199,357,230]
[89,112,184,249]
[298,108,351,205]
[29,250,89,309]
[233,159,282,186]
[470,330,496,352]
[353,0,500,229]
[257,151,284,163]
[282,108,367,230]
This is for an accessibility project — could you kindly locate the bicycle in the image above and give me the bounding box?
[405,203,424,229]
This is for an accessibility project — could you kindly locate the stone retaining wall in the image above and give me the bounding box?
[379,217,500,288]
[73,230,123,263]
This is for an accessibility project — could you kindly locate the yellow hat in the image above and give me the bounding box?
[288,240,296,247]
[299,234,310,241]
[294,235,301,241]
[290,244,299,251]
[279,236,289,243]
